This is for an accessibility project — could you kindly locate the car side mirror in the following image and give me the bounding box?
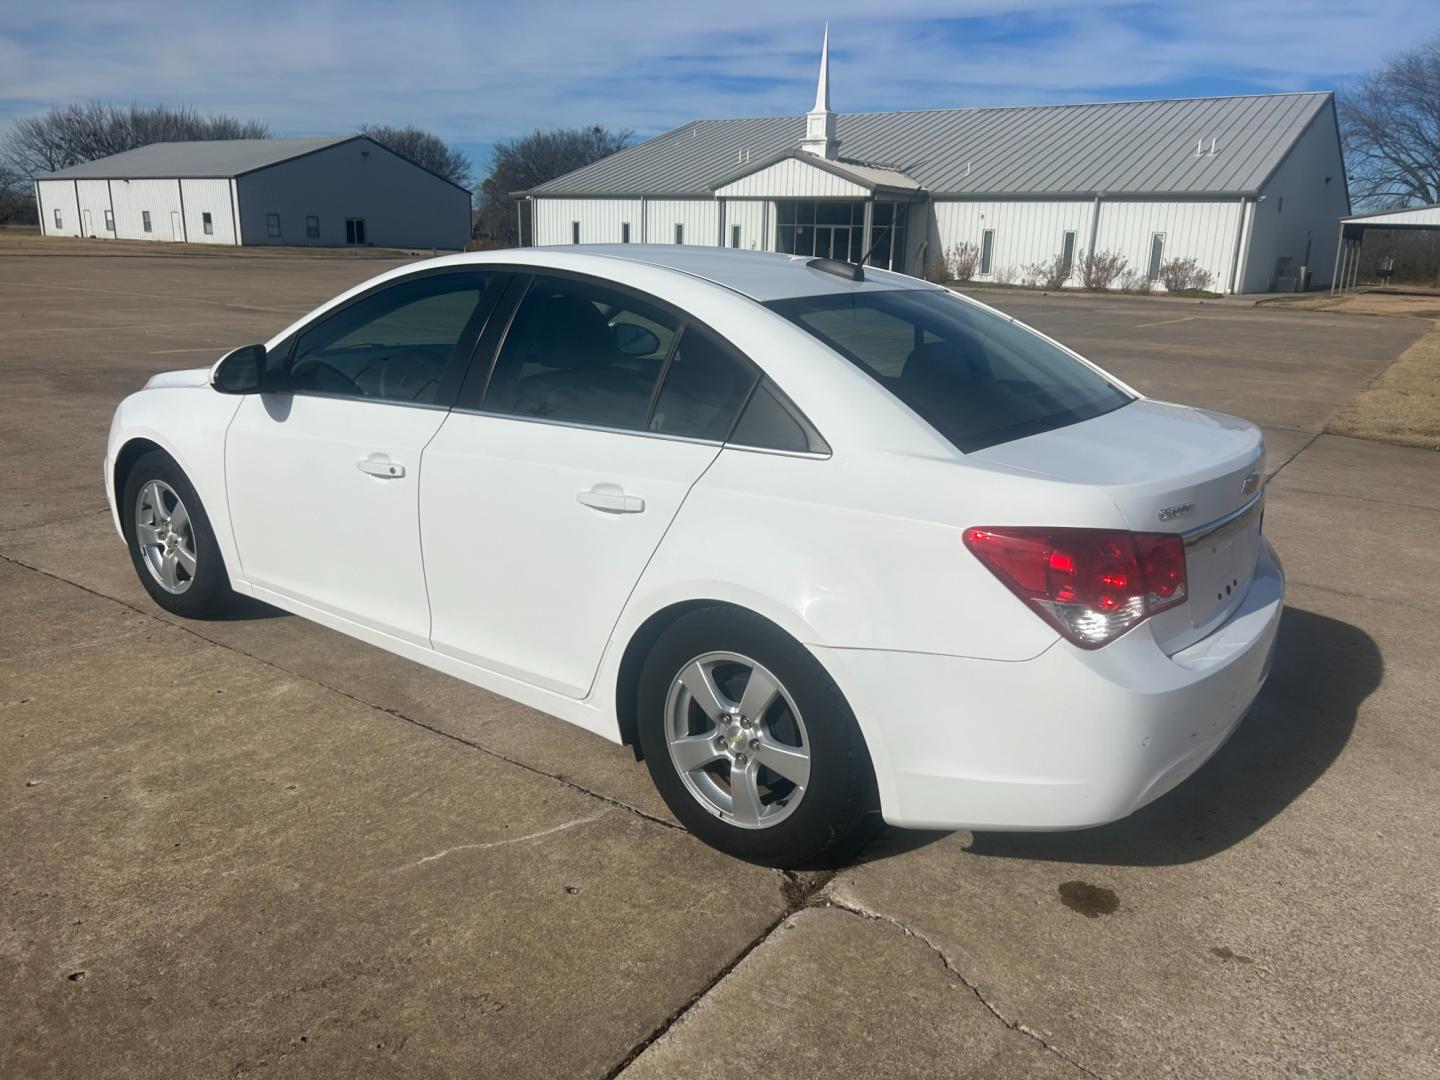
[613,322,661,357]
[210,344,267,394]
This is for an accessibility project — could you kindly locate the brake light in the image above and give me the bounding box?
[963,527,1188,648]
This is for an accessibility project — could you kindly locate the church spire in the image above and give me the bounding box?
[801,24,838,159]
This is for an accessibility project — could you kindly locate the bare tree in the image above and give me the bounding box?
[946,241,980,281]
[1339,34,1440,209]
[475,125,632,245]
[358,124,472,188]
[0,162,37,224]
[4,102,269,178]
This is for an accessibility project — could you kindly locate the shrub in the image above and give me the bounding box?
[992,263,1017,286]
[946,241,980,281]
[1080,249,1128,291]
[1119,269,1153,295]
[1158,256,1214,293]
[922,252,950,284]
[1024,253,1072,291]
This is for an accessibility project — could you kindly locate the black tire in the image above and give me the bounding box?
[121,450,233,618]
[637,606,879,868]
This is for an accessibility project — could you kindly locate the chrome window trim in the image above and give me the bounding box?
[1182,491,1263,548]
[267,389,451,412]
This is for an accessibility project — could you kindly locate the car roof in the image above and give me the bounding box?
[456,245,927,303]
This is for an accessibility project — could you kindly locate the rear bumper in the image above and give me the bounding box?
[816,538,1285,831]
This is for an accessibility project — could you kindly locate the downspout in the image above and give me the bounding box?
[34,180,44,236]
[862,199,873,265]
[1232,198,1256,295]
[73,180,81,235]
[176,179,189,241]
[641,196,648,244]
[515,199,523,247]
[1227,196,1250,295]
[1329,223,1345,296]
[105,179,116,238]
[717,198,725,247]
[1086,193,1103,277]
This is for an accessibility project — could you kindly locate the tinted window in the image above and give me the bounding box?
[767,289,1131,452]
[287,273,490,404]
[483,276,678,430]
[729,380,828,455]
[649,325,758,440]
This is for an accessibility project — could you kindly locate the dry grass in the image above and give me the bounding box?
[0,224,444,260]
[1327,326,1440,450]
[1259,289,1440,319]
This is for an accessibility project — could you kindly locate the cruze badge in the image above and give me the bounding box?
[1241,470,1261,496]
[1157,503,1194,522]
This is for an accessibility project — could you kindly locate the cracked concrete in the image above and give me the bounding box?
[4,251,1439,1078]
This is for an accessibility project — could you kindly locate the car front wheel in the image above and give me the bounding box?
[121,450,232,618]
[637,606,878,867]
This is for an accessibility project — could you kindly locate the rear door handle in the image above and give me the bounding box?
[357,455,406,479]
[577,483,645,514]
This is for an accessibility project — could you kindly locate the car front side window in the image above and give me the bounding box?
[482,276,679,431]
[284,273,493,405]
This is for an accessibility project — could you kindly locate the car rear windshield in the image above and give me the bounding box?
[766,289,1132,452]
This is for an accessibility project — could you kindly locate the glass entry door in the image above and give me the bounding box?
[814,226,851,261]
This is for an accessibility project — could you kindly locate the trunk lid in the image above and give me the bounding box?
[969,400,1265,653]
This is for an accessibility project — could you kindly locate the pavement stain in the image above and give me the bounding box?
[1057,880,1120,918]
[1209,946,1255,964]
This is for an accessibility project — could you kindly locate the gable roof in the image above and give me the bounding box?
[41,136,359,181]
[525,91,1334,200]
[709,149,922,196]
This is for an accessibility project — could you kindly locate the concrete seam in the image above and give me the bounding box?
[825,892,1105,1080]
[1265,430,1322,481]
[0,549,682,833]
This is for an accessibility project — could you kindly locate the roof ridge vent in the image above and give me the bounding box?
[1195,137,1220,157]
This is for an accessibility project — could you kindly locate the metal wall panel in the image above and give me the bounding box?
[107,178,183,241]
[641,199,720,245]
[931,199,1096,285]
[179,179,239,245]
[1094,200,1243,292]
[721,200,770,250]
[36,180,81,236]
[75,179,112,238]
[532,198,644,245]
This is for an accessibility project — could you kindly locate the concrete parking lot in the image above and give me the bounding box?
[2,251,1438,1079]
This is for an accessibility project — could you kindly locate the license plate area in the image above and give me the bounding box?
[1182,495,1264,634]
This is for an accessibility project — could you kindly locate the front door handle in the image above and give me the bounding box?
[357,455,406,479]
[577,483,645,514]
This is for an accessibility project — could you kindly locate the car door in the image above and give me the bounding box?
[421,272,760,698]
[225,269,504,644]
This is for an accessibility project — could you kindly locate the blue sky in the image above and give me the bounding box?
[3,0,1438,179]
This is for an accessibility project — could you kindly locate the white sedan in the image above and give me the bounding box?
[105,246,1283,866]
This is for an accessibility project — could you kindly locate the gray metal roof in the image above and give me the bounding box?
[527,92,1334,199]
[40,136,355,180]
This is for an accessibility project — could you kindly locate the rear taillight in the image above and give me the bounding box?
[963,527,1188,649]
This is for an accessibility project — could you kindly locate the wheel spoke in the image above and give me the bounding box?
[168,499,190,534]
[173,543,197,577]
[160,550,180,588]
[144,481,170,522]
[670,732,723,773]
[728,762,764,827]
[135,522,161,547]
[679,660,730,722]
[739,666,780,721]
[754,738,810,789]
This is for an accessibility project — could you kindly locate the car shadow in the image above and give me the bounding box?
[855,606,1380,868]
[208,594,291,621]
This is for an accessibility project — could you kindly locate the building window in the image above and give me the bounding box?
[674,223,684,245]
[345,218,366,245]
[1148,233,1165,281]
[142,211,151,233]
[54,209,63,229]
[202,212,214,236]
[731,224,741,248]
[266,213,282,238]
[621,222,631,244]
[1060,230,1076,279]
[104,209,115,232]
[571,221,581,244]
[980,229,995,275]
[306,215,320,239]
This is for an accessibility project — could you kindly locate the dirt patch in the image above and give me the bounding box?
[1259,290,1440,320]
[1327,326,1440,450]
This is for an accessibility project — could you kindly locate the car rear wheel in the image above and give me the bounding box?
[637,606,879,867]
[122,450,232,618]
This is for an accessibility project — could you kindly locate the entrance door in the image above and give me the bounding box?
[346,218,367,245]
[815,226,850,261]
[82,209,92,237]
[170,212,183,241]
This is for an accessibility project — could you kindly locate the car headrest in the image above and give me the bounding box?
[900,340,987,394]
[515,291,618,371]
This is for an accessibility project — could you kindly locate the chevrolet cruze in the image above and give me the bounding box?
[105,246,1283,866]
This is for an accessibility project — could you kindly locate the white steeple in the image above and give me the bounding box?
[800,24,838,159]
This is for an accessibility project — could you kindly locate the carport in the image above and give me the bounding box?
[1332,203,1440,294]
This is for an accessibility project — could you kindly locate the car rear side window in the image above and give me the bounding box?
[483,275,679,431]
[648,324,758,440]
[286,272,492,405]
[767,290,1131,452]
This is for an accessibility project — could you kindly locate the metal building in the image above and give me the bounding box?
[34,135,471,250]
[519,31,1349,294]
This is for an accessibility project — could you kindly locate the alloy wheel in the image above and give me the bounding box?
[134,479,197,594]
[664,651,811,829]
